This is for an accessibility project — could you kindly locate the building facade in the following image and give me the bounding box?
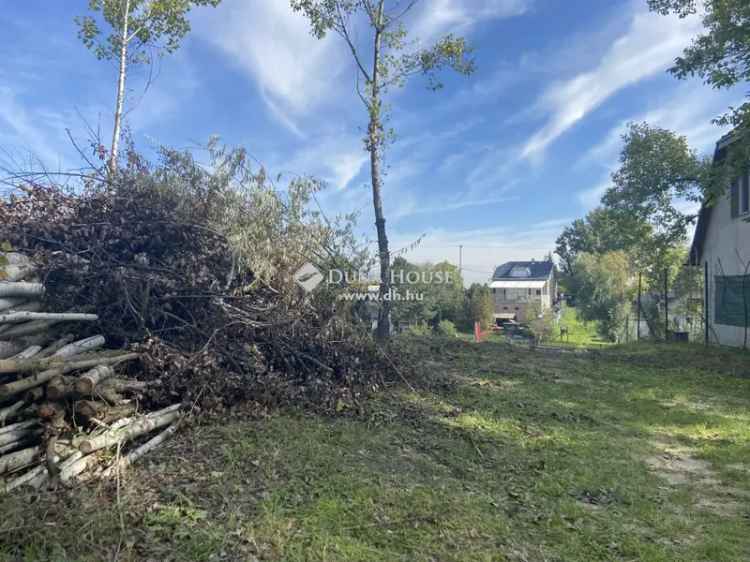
[489,260,556,324]
[689,135,750,347]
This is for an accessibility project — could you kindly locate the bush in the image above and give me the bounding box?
[435,319,457,337]
[405,323,430,336]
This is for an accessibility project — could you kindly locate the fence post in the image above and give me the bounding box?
[704,261,709,346]
[664,269,669,341]
[637,273,642,341]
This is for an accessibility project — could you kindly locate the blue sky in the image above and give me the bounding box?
[0,0,743,283]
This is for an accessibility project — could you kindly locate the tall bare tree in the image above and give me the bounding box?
[291,0,474,339]
[76,0,221,174]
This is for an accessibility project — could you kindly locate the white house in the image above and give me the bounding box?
[489,260,556,324]
[689,134,750,347]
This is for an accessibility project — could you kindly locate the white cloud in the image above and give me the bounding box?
[521,6,702,159]
[0,86,68,169]
[277,134,367,191]
[580,82,735,169]
[575,81,741,210]
[411,0,530,42]
[196,0,344,134]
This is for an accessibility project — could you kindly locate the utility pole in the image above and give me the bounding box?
[458,245,463,277]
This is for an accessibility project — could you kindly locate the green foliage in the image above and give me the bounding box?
[290,1,474,98]
[573,251,635,341]
[649,0,750,162]
[555,207,651,276]
[527,301,557,345]
[75,0,221,64]
[434,319,457,337]
[390,258,464,326]
[465,283,494,330]
[603,122,708,245]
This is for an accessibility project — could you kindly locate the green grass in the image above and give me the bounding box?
[548,304,608,348]
[1,339,749,561]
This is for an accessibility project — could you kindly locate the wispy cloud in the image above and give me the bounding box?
[411,0,531,42]
[0,86,69,168]
[196,0,344,135]
[521,5,701,159]
[275,133,367,191]
[580,82,735,169]
[576,81,740,210]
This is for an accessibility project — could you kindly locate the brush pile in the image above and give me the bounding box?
[0,253,182,492]
[0,147,398,491]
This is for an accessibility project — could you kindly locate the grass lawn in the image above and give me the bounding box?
[1,339,749,561]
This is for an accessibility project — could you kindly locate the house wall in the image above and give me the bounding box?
[492,278,553,323]
[703,191,750,347]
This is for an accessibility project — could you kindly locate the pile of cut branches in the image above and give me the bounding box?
[0,147,397,446]
[0,258,182,491]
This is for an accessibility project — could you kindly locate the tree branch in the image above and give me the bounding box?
[334,3,372,83]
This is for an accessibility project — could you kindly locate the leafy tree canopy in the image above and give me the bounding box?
[649,0,750,165]
[76,0,221,64]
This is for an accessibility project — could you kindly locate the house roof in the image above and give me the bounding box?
[689,133,733,265]
[490,280,547,289]
[492,260,554,280]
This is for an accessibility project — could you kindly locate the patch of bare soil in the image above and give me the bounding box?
[644,439,746,517]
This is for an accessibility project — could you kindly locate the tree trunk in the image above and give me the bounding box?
[370,0,391,340]
[109,0,131,175]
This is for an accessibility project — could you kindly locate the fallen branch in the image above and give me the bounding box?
[0,422,40,447]
[0,352,139,399]
[0,298,25,313]
[0,282,44,299]
[74,365,114,395]
[78,406,181,454]
[0,446,41,475]
[52,335,106,359]
[1,320,56,339]
[0,400,26,425]
[103,422,179,477]
[46,375,76,401]
[9,345,42,360]
[37,335,75,359]
[0,312,98,325]
[3,463,45,492]
[0,341,24,361]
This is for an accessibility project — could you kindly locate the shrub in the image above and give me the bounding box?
[435,319,457,337]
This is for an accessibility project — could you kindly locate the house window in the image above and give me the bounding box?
[731,173,750,218]
[492,288,496,294]
[536,289,541,296]
[715,275,750,327]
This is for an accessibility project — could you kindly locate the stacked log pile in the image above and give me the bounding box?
[0,253,181,492]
